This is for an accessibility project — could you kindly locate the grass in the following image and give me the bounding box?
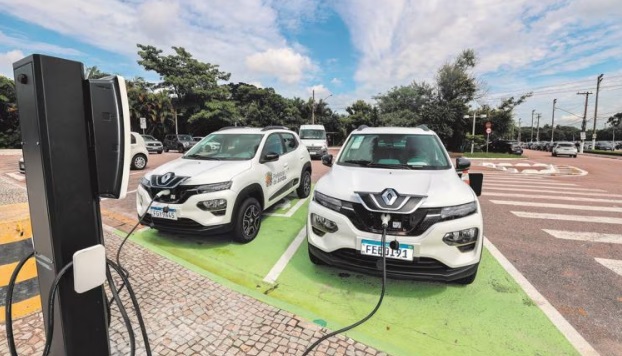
[584,150,622,156]
[460,152,524,159]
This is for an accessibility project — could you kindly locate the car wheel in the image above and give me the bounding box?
[158,150,163,154]
[131,154,147,170]
[454,268,478,285]
[296,170,312,199]
[552,153,556,157]
[233,197,262,243]
[308,246,325,265]
[574,155,577,158]
[178,145,186,153]
[164,146,169,153]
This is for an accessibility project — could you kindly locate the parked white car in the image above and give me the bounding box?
[299,124,328,158]
[307,126,483,284]
[130,132,149,170]
[137,126,312,243]
[552,142,578,157]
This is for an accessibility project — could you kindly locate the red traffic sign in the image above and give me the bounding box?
[486,128,492,134]
[485,121,492,129]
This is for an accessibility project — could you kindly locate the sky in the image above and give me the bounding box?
[1,0,622,132]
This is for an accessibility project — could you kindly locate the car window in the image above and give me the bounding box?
[280,133,298,153]
[178,135,193,141]
[131,134,136,144]
[183,133,263,161]
[142,135,156,141]
[300,129,326,139]
[337,133,450,170]
[262,133,285,156]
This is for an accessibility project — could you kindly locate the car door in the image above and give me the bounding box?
[279,132,303,182]
[258,133,288,206]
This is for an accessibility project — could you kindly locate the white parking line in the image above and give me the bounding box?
[595,258,622,277]
[512,211,622,224]
[484,238,598,355]
[483,192,622,204]
[490,200,622,213]
[263,227,307,284]
[543,230,622,244]
[484,187,622,197]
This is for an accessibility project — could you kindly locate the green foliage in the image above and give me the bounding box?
[0,75,20,148]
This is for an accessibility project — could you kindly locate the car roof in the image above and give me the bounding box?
[349,127,436,135]
[214,127,292,134]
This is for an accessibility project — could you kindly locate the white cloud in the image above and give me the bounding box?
[0,31,83,56]
[246,47,315,84]
[307,84,331,100]
[0,49,25,77]
[330,77,342,85]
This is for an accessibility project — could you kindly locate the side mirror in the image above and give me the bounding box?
[261,152,279,163]
[321,154,333,167]
[456,157,471,170]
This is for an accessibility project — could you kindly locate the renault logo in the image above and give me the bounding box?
[381,188,398,206]
[160,172,174,185]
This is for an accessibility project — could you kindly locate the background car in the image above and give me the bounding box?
[552,142,577,157]
[18,156,25,174]
[487,140,523,155]
[193,136,204,142]
[141,134,163,154]
[130,132,149,170]
[163,134,196,152]
[595,141,614,151]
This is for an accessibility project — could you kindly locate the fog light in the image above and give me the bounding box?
[443,228,478,246]
[198,199,227,211]
[311,213,338,234]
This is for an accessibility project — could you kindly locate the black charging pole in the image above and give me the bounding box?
[13,55,110,355]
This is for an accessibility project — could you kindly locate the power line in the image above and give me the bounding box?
[555,106,582,118]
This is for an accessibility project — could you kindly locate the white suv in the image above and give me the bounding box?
[136,126,312,243]
[307,126,483,284]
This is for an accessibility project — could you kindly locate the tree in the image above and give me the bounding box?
[85,66,111,79]
[0,75,20,148]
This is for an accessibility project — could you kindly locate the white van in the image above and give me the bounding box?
[299,124,328,158]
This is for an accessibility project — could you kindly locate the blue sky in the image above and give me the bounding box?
[1,0,622,128]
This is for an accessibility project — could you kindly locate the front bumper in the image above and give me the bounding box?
[306,147,328,157]
[136,185,238,234]
[146,143,163,152]
[307,200,483,281]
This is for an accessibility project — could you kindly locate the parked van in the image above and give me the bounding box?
[299,124,328,158]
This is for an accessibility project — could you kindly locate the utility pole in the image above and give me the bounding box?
[536,113,541,142]
[518,118,522,142]
[530,109,535,142]
[551,99,557,142]
[591,74,604,148]
[311,89,315,125]
[577,91,593,153]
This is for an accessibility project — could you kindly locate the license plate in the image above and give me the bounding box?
[360,239,414,261]
[149,206,177,220]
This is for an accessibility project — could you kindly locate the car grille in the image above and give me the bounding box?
[147,143,162,147]
[143,185,199,204]
[141,215,204,229]
[341,203,442,236]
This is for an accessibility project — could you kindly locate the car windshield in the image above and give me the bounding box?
[142,135,157,141]
[183,133,264,161]
[558,143,574,147]
[178,135,193,141]
[300,129,326,140]
[337,133,450,170]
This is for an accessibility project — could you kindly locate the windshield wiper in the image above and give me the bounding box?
[184,154,221,160]
[343,159,372,166]
[367,163,422,170]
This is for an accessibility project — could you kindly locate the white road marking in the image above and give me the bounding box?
[483,192,622,204]
[491,200,622,213]
[543,230,622,244]
[5,172,25,181]
[512,211,622,224]
[263,227,307,284]
[595,258,622,277]
[483,238,598,355]
[265,197,308,218]
[484,186,622,197]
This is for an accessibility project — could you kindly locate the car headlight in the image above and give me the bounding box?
[314,191,341,211]
[183,142,190,146]
[195,181,232,193]
[140,177,150,187]
[440,201,477,221]
[443,228,479,246]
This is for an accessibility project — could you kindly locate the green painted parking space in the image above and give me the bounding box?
[128,194,578,356]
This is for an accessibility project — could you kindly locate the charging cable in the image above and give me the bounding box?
[303,213,391,356]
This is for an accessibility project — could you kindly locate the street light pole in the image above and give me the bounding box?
[311,89,315,125]
[551,99,557,143]
[530,109,535,142]
[465,110,487,154]
[536,113,541,142]
[592,74,604,149]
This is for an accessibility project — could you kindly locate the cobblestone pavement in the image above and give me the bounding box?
[0,176,384,356]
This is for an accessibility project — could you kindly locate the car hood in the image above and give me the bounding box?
[315,165,476,207]
[301,139,327,147]
[146,158,252,187]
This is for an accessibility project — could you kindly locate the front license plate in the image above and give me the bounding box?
[149,206,177,220]
[360,239,414,261]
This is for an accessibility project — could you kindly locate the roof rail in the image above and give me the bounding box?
[261,125,288,131]
[416,124,430,131]
[356,125,369,131]
[218,126,238,131]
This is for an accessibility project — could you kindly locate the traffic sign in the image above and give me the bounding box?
[485,121,492,129]
[580,131,586,140]
[592,134,597,139]
[486,128,492,134]
[140,117,146,129]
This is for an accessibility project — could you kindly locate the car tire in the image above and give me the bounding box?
[164,146,169,153]
[233,197,262,243]
[308,246,325,265]
[454,268,477,285]
[158,150,163,154]
[131,153,147,170]
[552,153,556,157]
[574,155,577,158]
[296,170,312,199]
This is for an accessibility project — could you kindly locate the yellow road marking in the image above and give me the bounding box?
[0,203,31,245]
[0,258,37,286]
[0,295,41,323]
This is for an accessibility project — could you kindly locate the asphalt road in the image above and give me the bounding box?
[2,148,620,355]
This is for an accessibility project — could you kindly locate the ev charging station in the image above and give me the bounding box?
[11,54,131,355]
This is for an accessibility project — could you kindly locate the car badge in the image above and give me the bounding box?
[160,172,174,185]
[381,188,398,206]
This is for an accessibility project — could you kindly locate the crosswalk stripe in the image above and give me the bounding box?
[595,258,622,277]
[511,211,622,224]
[543,230,622,244]
[484,187,622,197]
[491,200,622,213]
[485,183,601,191]
[483,192,622,204]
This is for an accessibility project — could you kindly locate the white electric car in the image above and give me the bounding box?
[307,126,483,284]
[137,126,312,243]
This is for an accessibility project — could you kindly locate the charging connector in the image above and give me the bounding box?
[380,213,390,228]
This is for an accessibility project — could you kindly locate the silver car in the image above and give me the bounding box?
[552,142,578,157]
